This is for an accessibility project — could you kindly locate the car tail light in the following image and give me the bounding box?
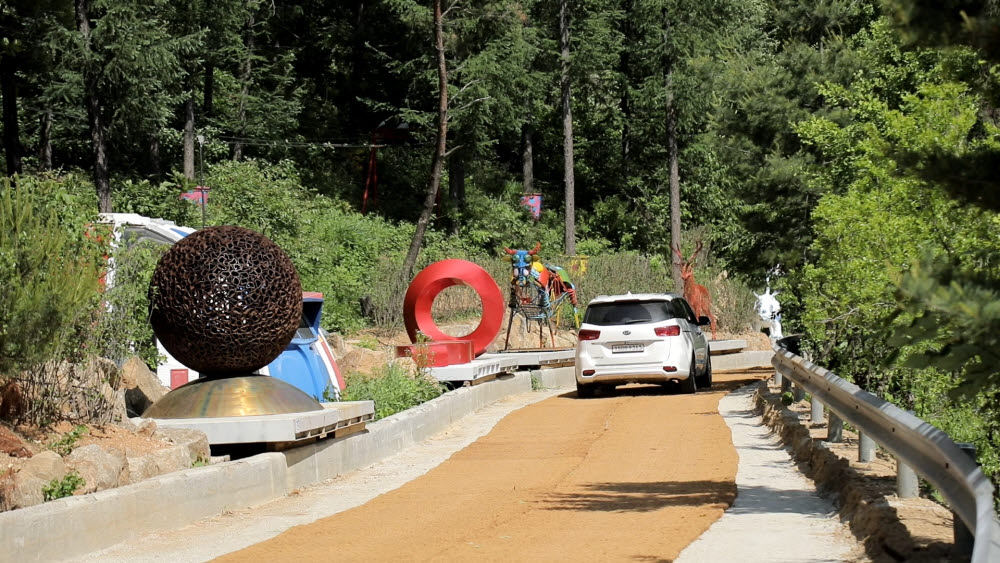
[579,329,601,341]
[655,325,680,337]
[663,366,677,372]
[582,370,595,376]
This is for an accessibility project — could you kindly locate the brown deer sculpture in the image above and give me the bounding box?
[672,241,717,340]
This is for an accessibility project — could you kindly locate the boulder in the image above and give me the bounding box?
[121,357,169,417]
[135,418,157,436]
[0,425,32,458]
[340,347,389,377]
[21,450,65,482]
[66,444,128,494]
[54,358,128,424]
[10,450,67,509]
[126,446,191,483]
[11,470,48,509]
[153,427,209,464]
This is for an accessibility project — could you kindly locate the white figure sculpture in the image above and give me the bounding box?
[755,286,783,339]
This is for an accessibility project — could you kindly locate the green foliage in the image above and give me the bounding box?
[0,176,101,378]
[89,240,166,367]
[337,363,444,420]
[42,472,85,501]
[531,374,542,391]
[48,425,89,457]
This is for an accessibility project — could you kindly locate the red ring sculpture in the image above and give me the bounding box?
[403,259,504,357]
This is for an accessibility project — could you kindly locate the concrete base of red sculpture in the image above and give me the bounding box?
[394,340,474,368]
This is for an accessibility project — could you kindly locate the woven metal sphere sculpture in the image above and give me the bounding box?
[149,226,302,376]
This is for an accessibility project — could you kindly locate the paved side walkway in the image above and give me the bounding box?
[676,384,866,563]
[71,388,568,562]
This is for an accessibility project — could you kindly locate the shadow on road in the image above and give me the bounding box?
[539,480,736,513]
[560,373,768,400]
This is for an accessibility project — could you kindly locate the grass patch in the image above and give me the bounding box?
[42,472,84,501]
[337,363,445,420]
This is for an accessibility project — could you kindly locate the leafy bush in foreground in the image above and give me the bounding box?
[336,363,445,420]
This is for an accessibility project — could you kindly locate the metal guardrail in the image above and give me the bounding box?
[772,337,1000,562]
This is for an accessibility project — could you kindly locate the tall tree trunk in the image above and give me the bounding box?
[39,109,52,171]
[664,18,682,291]
[620,0,633,177]
[76,0,111,212]
[203,63,214,117]
[521,120,534,192]
[560,0,576,256]
[402,0,448,281]
[148,132,161,178]
[1,53,21,177]
[233,12,254,161]
[448,145,465,236]
[183,94,195,180]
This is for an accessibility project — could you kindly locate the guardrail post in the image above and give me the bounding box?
[953,443,976,557]
[810,396,823,423]
[792,383,805,403]
[896,456,919,498]
[827,411,843,442]
[774,369,783,387]
[858,433,875,462]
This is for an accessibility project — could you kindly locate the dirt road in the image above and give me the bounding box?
[218,372,765,562]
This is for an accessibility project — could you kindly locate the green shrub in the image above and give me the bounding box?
[337,363,444,420]
[89,240,166,367]
[48,425,89,456]
[42,472,85,501]
[0,176,101,378]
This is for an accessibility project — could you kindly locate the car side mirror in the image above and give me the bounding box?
[698,316,711,326]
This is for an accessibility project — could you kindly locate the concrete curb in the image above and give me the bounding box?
[753,380,955,561]
[1,453,288,561]
[3,369,569,561]
[712,350,774,371]
[531,366,576,389]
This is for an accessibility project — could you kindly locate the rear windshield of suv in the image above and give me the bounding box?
[583,300,680,326]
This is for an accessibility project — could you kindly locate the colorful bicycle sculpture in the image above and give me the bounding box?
[503,243,580,349]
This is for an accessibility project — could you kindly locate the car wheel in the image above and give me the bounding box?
[681,356,698,394]
[576,381,596,398]
[697,353,713,389]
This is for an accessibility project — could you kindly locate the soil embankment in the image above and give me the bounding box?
[218,372,764,562]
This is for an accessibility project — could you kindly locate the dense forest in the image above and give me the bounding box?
[2,1,999,495]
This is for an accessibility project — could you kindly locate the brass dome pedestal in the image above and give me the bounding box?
[143,374,324,419]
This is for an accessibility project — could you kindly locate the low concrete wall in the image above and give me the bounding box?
[1,453,288,562]
[283,372,533,488]
[532,366,575,390]
[1,371,545,561]
[711,350,774,372]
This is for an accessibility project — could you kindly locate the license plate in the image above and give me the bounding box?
[612,344,643,353]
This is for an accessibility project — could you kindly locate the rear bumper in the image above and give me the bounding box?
[575,362,693,385]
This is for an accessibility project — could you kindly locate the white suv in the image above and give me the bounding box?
[575,293,712,397]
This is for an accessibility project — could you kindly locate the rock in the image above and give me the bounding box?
[22,451,65,482]
[340,347,390,377]
[152,427,209,464]
[121,356,169,417]
[0,464,15,511]
[11,470,47,509]
[135,418,157,436]
[52,358,128,424]
[0,425,32,458]
[7,450,68,509]
[326,332,348,359]
[126,446,191,483]
[65,444,127,493]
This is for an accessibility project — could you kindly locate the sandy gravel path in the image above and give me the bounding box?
[215,374,760,562]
